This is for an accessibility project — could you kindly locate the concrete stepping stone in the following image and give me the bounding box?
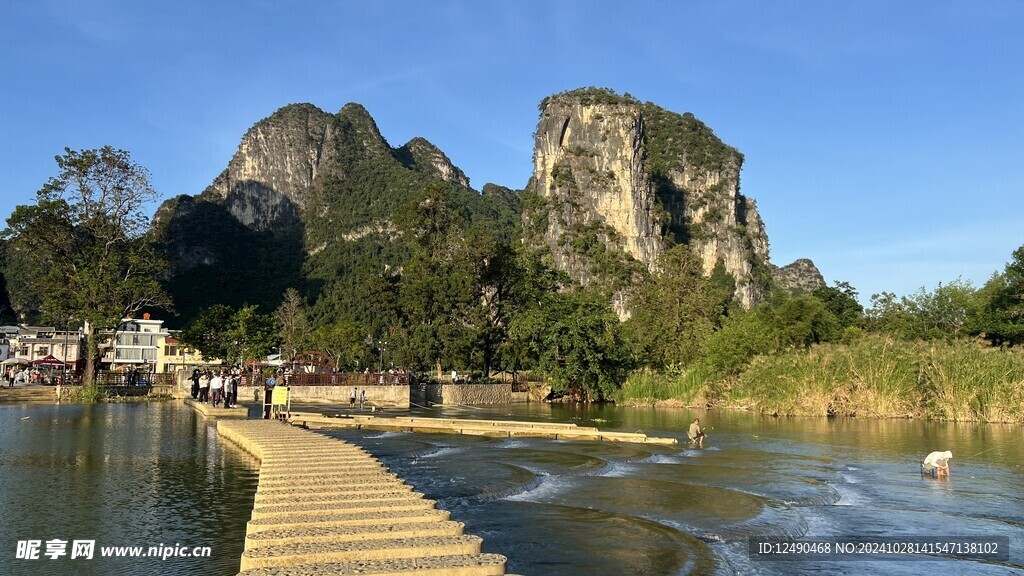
[244,520,465,548]
[252,492,427,511]
[246,509,452,534]
[256,487,415,502]
[236,552,507,576]
[255,484,413,501]
[250,499,434,520]
[239,535,483,570]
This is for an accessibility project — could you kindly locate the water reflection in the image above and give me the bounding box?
[0,403,259,576]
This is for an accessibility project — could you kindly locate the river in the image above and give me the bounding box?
[1,402,1021,575]
[0,403,259,576]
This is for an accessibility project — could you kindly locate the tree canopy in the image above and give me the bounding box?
[3,146,170,383]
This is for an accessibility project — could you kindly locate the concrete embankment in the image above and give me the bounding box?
[217,420,506,576]
[184,397,249,418]
[289,412,678,445]
[0,386,56,403]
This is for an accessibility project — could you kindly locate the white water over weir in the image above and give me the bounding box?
[217,420,507,576]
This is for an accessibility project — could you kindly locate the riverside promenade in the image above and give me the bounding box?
[217,420,507,576]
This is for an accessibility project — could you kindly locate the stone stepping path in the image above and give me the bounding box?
[217,420,506,576]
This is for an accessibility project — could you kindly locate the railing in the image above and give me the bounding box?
[290,372,411,386]
[36,372,175,387]
[237,372,411,387]
[94,372,175,387]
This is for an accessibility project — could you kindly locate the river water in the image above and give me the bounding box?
[0,403,259,576]
[324,404,1024,576]
[1,402,1021,575]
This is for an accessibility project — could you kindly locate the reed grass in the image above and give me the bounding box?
[614,364,717,405]
[618,335,1024,422]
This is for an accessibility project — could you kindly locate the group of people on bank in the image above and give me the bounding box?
[2,367,60,386]
[189,368,240,408]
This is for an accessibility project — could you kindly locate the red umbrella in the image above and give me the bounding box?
[31,354,69,368]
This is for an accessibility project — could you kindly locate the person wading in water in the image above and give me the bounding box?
[688,418,706,446]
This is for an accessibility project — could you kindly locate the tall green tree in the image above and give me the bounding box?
[508,289,633,400]
[866,279,977,341]
[973,246,1024,345]
[812,281,864,329]
[497,248,568,375]
[309,320,369,370]
[226,305,278,364]
[3,146,169,385]
[179,304,234,361]
[393,185,478,377]
[773,295,841,348]
[626,246,726,367]
[275,288,310,361]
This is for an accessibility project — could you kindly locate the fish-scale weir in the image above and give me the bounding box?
[217,420,507,576]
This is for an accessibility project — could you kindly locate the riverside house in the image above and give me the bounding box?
[9,325,82,367]
[98,314,170,373]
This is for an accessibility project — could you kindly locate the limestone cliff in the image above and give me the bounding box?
[522,88,772,308]
[154,102,474,322]
[200,103,333,232]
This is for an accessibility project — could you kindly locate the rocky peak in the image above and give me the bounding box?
[201,103,335,232]
[481,183,520,206]
[394,136,470,187]
[523,88,771,309]
[771,258,826,295]
[335,103,391,158]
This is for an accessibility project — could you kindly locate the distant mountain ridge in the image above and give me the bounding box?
[152,89,822,325]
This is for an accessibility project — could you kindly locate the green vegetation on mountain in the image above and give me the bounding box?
[152,195,304,323]
[538,86,639,110]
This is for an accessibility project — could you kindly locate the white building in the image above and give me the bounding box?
[99,315,170,372]
[10,326,82,366]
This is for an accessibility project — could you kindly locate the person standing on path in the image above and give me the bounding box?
[359,389,366,410]
[198,372,211,403]
[227,371,239,407]
[210,372,224,407]
[350,387,357,409]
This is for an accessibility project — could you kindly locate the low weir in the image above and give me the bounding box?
[217,420,507,576]
[289,412,679,445]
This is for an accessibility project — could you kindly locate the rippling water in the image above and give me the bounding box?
[0,403,260,576]
[321,404,1024,576]
[2,402,1021,576]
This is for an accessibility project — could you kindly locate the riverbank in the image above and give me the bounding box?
[0,384,175,404]
[616,336,1024,423]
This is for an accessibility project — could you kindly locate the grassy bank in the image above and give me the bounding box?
[615,335,1024,422]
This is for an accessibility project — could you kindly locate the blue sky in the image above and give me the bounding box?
[2,1,1022,303]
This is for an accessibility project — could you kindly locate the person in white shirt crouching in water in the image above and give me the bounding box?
[922,450,952,477]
